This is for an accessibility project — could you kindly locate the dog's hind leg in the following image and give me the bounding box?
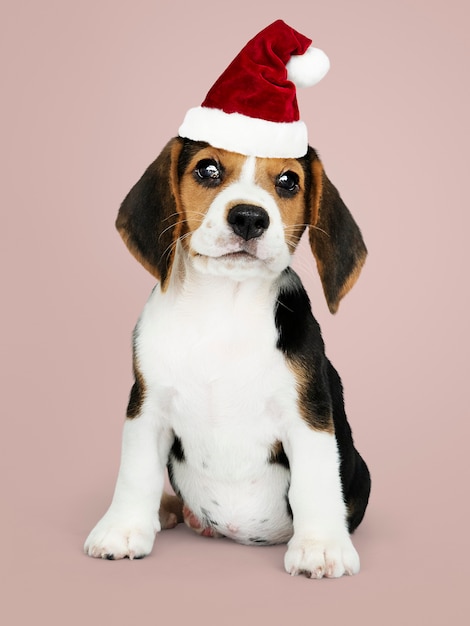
[159,492,184,530]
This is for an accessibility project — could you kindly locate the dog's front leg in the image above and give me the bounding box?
[283,426,360,578]
[84,411,172,560]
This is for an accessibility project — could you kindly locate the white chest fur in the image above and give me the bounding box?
[135,266,299,543]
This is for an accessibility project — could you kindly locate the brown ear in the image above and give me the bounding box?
[307,147,367,314]
[116,137,184,289]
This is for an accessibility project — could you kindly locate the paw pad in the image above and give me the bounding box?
[182,505,222,538]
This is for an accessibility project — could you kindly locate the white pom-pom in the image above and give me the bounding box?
[286,46,330,88]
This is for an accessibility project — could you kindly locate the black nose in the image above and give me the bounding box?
[227,204,270,241]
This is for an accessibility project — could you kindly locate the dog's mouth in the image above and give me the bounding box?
[194,247,261,263]
[192,249,268,274]
[190,245,285,279]
[218,251,258,261]
[193,251,263,269]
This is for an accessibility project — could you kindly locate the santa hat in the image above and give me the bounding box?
[178,20,330,159]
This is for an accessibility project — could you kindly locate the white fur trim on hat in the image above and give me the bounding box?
[178,106,308,158]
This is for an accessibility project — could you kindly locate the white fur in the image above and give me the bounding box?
[286,46,330,89]
[84,413,173,559]
[283,429,360,577]
[140,266,296,545]
[84,156,359,577]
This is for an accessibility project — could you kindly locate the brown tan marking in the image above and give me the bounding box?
[165,139,186,289]
[288,358,335,434]
[178,149,309,254]
[269,440,290,467]
[179,148,248,248]
[309,156,324,227]
[336,254,367,304]
[254,158,307,252]
[126,355,146,420]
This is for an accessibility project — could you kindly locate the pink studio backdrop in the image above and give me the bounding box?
[1,1,468,625]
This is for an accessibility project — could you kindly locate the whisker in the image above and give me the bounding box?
[285,231,303,239]
[283,223,310,230]
[159,232,192,268]
[161,211,206,237]
[310,225,330,237]
[283,222,330,238]
[158,221,179,241]
[275,298,294,313]
[184,210,207,219]
[158,216,203,242]
[161,212,181,223]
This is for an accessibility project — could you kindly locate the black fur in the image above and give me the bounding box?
[269,441,290,469]
[167,436,185,499]
[170,435,185,462]
[126,378,144,419]
[126,330,147,419]
[177,138,210,179]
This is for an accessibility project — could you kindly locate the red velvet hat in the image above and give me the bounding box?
[178,20,329,158]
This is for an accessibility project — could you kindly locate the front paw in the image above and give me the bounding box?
[84,511,158,560]
[284,534,360,579]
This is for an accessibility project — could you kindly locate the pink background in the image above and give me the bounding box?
[2,0,468,624]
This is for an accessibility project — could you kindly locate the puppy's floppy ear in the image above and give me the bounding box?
[116,137,184,289]
[307,147,367,314]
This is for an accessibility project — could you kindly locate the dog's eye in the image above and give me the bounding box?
[276,171,300,198]
[195,159,222,186]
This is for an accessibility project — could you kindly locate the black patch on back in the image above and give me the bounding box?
[274,268,327,360]
[274,267,371,529]
[326,361,371,532]
[274,268,332,430]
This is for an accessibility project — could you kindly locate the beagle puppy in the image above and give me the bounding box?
[84,137,371,578]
